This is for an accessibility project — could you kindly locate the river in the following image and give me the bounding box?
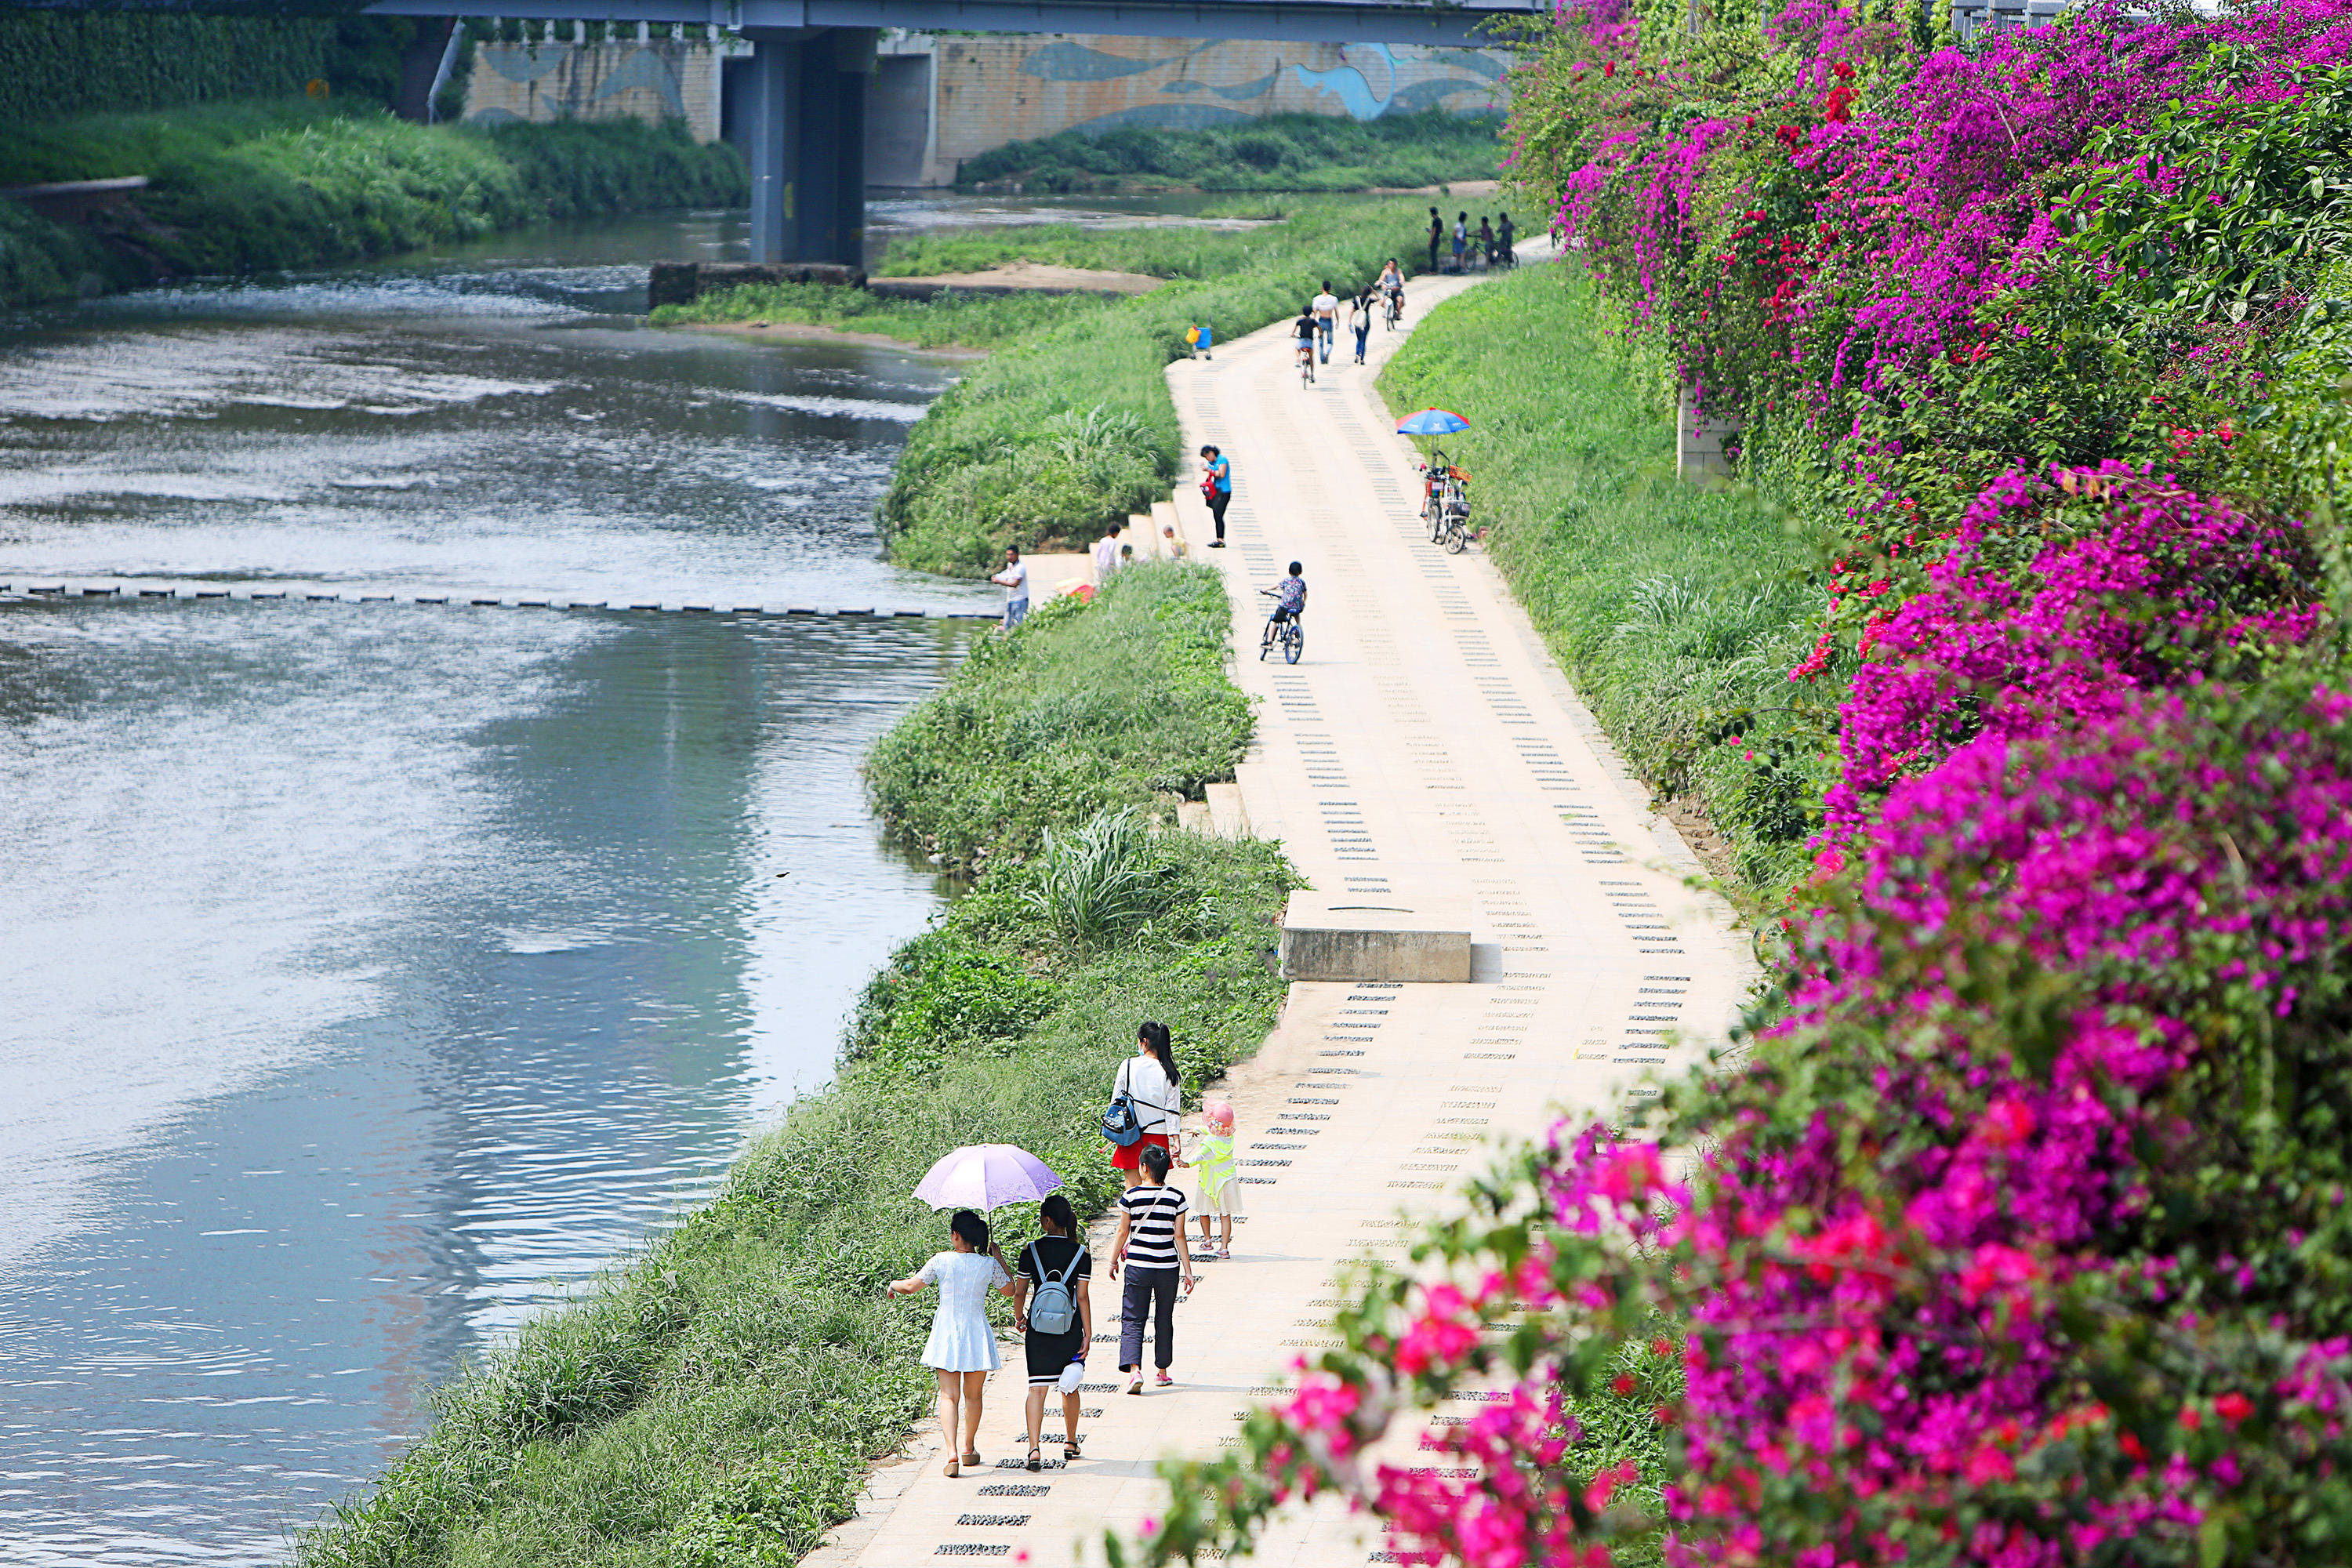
[0,198,1161,1565]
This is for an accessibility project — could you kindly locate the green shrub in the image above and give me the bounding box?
[862,564,1255,866]
[1023,810,1178,951]
[650,279,1112,348]
[0,13,434,125]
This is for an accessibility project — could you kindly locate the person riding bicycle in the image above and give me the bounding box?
[1292,306,1319,372]
[1261,562,1307,648]
[1377,259,1406,321]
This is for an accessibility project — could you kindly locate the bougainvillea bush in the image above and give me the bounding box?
[1120,1,2352,1563]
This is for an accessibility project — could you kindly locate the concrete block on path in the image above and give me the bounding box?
[1279,893,1472,983]
[1204,781,1249,840]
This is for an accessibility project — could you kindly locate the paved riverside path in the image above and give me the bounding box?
[814,261,1751,1568]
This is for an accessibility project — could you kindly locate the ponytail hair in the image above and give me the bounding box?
[949,1209,990,1252]
[1138,1020,1178,1088]
[1140,1143,1172,1181]
[1039,1192,1076,1236]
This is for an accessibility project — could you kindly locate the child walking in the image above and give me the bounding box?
[1185,1098,1241,1259]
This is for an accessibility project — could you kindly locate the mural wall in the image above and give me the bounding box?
[927,35,1510,182]
[464,39,725,143]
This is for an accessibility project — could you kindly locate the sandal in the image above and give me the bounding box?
[1026,1445,1042,1472]
[945,1457,961,1478]
[964,1449,982,1468]
[1065,1437,1084,1461]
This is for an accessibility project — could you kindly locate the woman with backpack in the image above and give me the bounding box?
[1107,1021,1182,1189]
[886,1208,1015,1478]
[1011,1192,1092,1469]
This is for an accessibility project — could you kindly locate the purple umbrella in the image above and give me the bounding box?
[913,1144,1064,1213]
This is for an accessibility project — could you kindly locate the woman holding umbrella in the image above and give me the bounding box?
[887,1208,1015,1477]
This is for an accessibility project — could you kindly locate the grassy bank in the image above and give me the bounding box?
[880,194,1448,575]
[298,563,1291,1568]
[1377,263,1821,895]
[0,101,745,308]
[650,281,1116,350]
[958,109,1504,193]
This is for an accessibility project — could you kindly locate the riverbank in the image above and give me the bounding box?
[0,100,745,309]
[956,108,1504,194]
[870,194,1476,575]
[295,564,1293,1568]
[1376,263,1819,898]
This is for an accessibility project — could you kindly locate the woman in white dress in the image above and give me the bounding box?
[887,1208,1015,1477]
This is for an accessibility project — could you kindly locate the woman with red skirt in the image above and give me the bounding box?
[1112,1021,1182,1189]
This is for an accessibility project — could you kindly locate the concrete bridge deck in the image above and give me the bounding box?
[804,255,1751,1566]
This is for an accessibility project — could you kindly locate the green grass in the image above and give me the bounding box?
[864,563,1254,870]
[1377,263,1827,895]
[296,563,1290,1568]
[956,108,1506,194]
[649,280,1115,349]
[0,100,745,307]
[881,194,1447,575]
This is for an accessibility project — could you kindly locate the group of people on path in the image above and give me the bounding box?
[1293,262,1410,373]
[887,1021,1244,1478]
[1428,205,1515,274]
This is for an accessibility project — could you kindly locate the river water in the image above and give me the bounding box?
[0,204,1095,1563]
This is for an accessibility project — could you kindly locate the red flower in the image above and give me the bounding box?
[1602,60,1616,78]
[1777,125,1803,151]
[1611,1374,1637,1396]
[1832,59,1855,79]
[2216,1392,2256,1428]
[2119,1430,2148,1462]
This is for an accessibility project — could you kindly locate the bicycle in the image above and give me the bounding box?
[1418,449,1472,551]
[1258,589,1304,663]
[1296,339,1316,387]
[1384,290,1403,331]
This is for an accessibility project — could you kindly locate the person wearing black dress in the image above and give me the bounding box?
[1011,1192,1093,1468]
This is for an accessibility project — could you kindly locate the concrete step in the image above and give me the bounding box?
[1203,781,1248,840]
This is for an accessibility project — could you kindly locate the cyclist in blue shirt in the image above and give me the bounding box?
[1199,445,1231,548]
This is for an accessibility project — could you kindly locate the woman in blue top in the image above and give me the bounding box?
[1199,445,1232,548]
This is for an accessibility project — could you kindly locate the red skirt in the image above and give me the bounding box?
[1110,1132,1171,1172]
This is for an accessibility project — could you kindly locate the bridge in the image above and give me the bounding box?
[361,0,1536,263]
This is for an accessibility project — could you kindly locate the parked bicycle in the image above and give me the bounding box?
[1418,449,1472,554]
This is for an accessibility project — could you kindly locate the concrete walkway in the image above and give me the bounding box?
[815,260,1750,1568]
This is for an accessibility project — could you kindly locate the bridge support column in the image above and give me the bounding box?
[746,34,802,264]
[745,27,872,267]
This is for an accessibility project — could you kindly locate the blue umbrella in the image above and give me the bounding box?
[1396,408,1471,436]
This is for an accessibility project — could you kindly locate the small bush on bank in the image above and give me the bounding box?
[956,108,1506,193]
[862,565,1254,866]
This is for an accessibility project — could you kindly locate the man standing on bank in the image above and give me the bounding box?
[991,545,1029,630]
[1427,205,1443,271]
[1199,445,1231,549]
[1108,1142,1197,1394]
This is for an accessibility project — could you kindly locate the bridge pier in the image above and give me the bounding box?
[745,27,873,267]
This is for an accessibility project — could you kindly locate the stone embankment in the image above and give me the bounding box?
[803,256,1752,1566]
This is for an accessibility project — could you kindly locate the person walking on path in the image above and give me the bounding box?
[1200,445,1231,548]
[1426,207,1443,272]
[1091,521,1124,583]
[1183,1098,1241,1259]
[1312,280,1339,365]
[1347,285,1374,365]
[1451,211,1469,273]
[886,1209,1015,1478]
[1109,1143,1196,1393]
[990,546,1029,630]
[1011,1192,1092,1469]
[1110,1020,1182,1188]
[1496,212,1515,268]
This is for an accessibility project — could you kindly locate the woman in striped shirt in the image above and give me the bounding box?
[1108,1142,1198,1394]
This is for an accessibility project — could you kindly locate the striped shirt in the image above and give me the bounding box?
[1119,1181,1189,1272]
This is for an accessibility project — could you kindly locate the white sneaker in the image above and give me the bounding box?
[1057,1361,1084,1396]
